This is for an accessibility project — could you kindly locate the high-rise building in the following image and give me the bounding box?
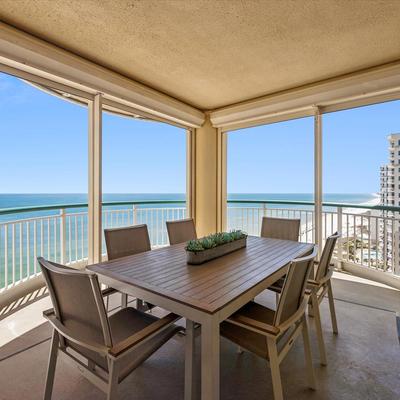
[380,133,400,271]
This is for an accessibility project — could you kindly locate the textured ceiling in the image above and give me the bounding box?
[1,0,400,110]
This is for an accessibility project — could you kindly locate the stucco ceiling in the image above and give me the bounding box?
[1,0,400,110]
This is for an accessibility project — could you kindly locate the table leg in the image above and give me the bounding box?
[185,319,196,400]
[201,318,220,400]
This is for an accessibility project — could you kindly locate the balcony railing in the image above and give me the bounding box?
[1,199,400,295]
[227,200,400,288]
[0,201,187,292]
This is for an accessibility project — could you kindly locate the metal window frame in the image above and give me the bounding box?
[0,65,194,264]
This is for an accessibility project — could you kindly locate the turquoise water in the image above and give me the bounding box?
[229,193,377,204]
[0,193,185,210]
[0,192,377,213]
[0,193,186,223]
[0,193,377,288]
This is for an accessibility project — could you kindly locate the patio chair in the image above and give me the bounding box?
[261,217,301,303]
[269,232,341,365]
[38,257,183,400]
[104,224,153,311]
[166,218,197,245]
[221,246,318,400]
[261,216,300,242]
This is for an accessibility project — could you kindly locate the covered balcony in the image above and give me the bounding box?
[0,1,400,400]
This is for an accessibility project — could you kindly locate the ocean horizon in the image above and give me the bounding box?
[0,193,379,225]
[0,192,379,210]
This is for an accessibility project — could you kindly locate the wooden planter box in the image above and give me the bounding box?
[186,237,247,265]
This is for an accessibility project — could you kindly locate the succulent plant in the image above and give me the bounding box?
[230,229,247,240]
[185,240,203,252]
[200,237,216,249]
[185,230,247,253]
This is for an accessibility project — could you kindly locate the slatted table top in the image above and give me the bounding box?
[88,236,314,314]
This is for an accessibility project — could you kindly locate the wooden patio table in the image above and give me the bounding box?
[88,235,314,400]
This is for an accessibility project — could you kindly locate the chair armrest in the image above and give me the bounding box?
[43,310,109,355]
[227,314,280,337]
[43,308,55,317]
[277,294,310,332]
[318,272,333,285]
[109,313,182,357]
[102,287,118,297]
[307,279,320,288]
[308,270,332,289]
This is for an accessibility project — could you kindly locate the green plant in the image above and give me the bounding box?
[185,230,247,252]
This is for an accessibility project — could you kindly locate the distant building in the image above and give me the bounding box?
[379,133,400,271]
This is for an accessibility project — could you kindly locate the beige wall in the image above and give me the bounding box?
[194,116,221,237]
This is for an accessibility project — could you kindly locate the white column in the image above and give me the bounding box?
[186,128,196,221]
[60,208,66,264]
[88,93,102,264]
[336,206,343,269]
[216,129,227,232]
[314,107,323,257]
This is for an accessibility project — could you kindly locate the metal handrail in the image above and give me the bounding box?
[227,199,397,211]
[0,200,186,216]
[0,198,399,216]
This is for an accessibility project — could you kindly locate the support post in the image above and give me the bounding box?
[88,93,102,265]
[184,319,196,400]
[394,229,399,274]
[216,128,227,232]
[337,206,343,269]
[186,129,196,221]
[60,209,66,264]
[314,107,323,258]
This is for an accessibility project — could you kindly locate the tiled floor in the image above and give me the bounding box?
[0,274,399,400]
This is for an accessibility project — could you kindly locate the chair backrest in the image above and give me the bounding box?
[315,232,341,282]
[274,246,318,327]
[104,224,151,260]
[38,257,112,347]
[166,218,197,245]
[260,217,300,242]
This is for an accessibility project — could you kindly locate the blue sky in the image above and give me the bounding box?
[0,73,186,193]
[1,72,400,194]
[228,101,400,194]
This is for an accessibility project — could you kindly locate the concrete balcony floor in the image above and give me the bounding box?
[0,273,399,400]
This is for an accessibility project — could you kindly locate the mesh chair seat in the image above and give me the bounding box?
[104,224,155,311]
[104,224,151,260]
[166,218,197,245]
[269,261,332,295]
[69,307,181,382]
[221,302,282,358]
[268,232,341,366]
[38,257,183,399]
[220,248,318,400]
[261,217,301,296]
[260,217,300,242]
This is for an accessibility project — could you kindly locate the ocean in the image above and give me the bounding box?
[0,192,379,213]
[0,193,379,288]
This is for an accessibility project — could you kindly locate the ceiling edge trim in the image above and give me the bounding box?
[0,22,205,128]
[210,61,400,129]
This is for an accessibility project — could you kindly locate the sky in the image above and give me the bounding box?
[0,72,186,193]
[1,72,400,194]
[228,100,400,194]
